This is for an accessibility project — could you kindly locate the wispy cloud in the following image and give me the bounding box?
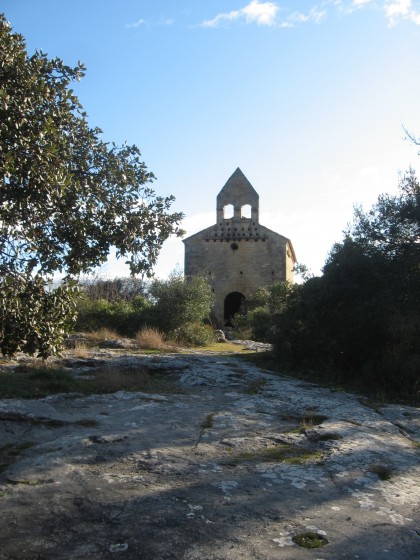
[200,0,420,29]
[334,0,420,24]
[330,0,374,16]
[125,17,175,29]
[384,0,420,26]
[125,18,146,29]
[242,0,280,24]
[353,0,374,5]
[202,1,279,28]
[201,1,327,28]
[284,7,327,26]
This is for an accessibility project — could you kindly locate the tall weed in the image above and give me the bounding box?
[135,327,166,349]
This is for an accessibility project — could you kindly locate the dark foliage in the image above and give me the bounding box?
[273,168,420,398]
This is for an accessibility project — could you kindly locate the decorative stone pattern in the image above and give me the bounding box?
[183,168,296,326]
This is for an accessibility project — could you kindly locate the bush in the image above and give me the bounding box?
[75,273,215,347]
[0,275,78,358]
[149,272,214,334]
[75,272,217,348]
[248,307,275,342]
[230,313,252,339]
[169,323,215,347]
[231,282,295,343]
[75,296,152,337]
[76,299,115,333]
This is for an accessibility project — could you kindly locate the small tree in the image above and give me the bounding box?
[149,272,215,344]
[0,16,183,356]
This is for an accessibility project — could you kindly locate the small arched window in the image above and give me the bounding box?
[241,204,252,219]
[223,204,234,219]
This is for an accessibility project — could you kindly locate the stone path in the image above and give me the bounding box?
[0,350,419,559]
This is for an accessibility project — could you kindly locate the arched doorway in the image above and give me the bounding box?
[224,292,245,325]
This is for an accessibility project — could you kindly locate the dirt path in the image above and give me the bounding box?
[0,351,419,559]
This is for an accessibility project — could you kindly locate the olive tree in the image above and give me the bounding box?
[0,15,183,356]
[148,272,215,344]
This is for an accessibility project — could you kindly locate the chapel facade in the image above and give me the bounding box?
[183,168,296,327]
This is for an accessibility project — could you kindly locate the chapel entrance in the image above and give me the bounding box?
[224,292,245,325]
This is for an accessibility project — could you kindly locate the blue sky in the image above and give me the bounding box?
[3,1,420,277]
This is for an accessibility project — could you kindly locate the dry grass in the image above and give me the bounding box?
[72,341,89,358]
[87,328,121,341]
[92,365,150,393]
[182,342,254,354]
[135,327,167,350]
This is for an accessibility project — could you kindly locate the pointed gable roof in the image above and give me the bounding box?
[217,168,259,201]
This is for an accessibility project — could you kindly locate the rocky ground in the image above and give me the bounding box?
[0,347,419,559]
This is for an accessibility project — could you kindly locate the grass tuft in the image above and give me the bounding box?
[86,328,121,341]
[238,444,323,465]
[72,341,89,358]
[370,464,393,481]
[292,532,328,548]
[135,327,167,350]
[201,413,215,429]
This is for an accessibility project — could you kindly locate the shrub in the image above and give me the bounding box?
[75,273,216,348]
[247,307,274,342]
[231,282,295,343]
[75,298,114,333]
[169,323,215,347]
[75,297,151,337]
[230,313,252,339]
[149,272,214,334]
[0,275,78,358]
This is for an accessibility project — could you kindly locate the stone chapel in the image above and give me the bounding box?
[183,168,296,327]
